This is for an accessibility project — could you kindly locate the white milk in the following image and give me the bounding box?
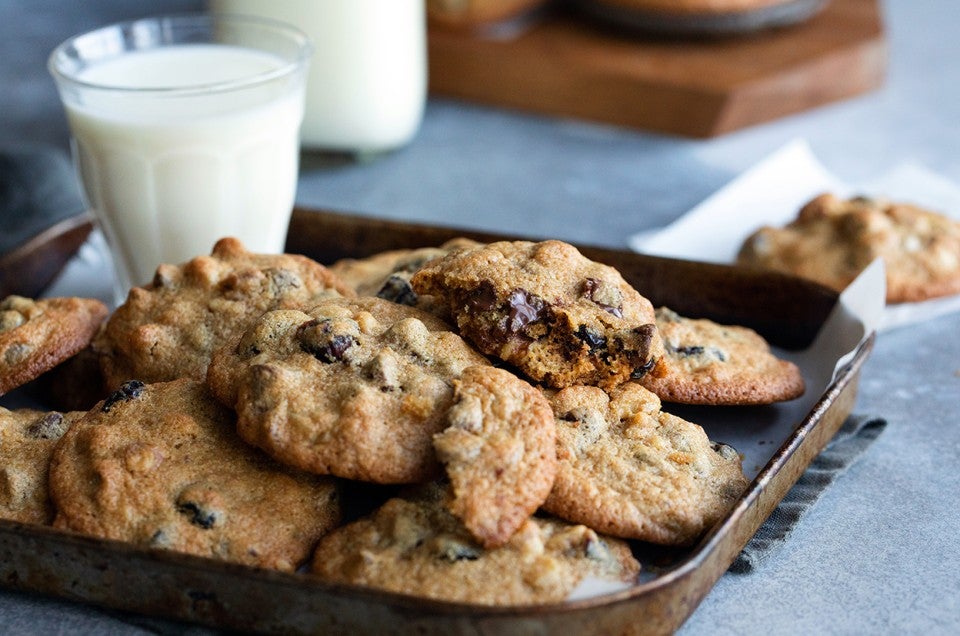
[211,0,427,153]
[64,45,305,290]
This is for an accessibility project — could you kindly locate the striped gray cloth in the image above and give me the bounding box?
[730,414,887,573]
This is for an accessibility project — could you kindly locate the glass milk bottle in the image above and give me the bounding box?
[210,0,427,154]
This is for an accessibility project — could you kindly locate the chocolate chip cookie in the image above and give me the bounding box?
[410,240,663,389]
[0,295,108,395]
[310,485,640,605]
[737,193,960,303]
[0,407,81,525]
[638,307,805,405]
[95,237,352,388]
[542,382,748,546]
[329,238,481,309]
[206,296,490,484]
[49,378,341,571]
[434,365,557,548]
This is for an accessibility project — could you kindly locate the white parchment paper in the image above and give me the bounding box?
[628,139,960,332]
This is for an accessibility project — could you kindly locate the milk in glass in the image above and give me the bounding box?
[63,44,305,291]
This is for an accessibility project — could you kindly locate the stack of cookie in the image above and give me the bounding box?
[0,233,807,606]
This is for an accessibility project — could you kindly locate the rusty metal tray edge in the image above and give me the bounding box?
[0,208,874,635]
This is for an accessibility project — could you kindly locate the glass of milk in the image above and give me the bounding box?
[48,14,312,298]
[209,0,427,155]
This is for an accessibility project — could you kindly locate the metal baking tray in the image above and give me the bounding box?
[0,208,874,634]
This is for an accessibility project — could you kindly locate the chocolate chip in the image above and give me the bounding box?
[26,412,67,440]
[582,278,623,318]
[101,380,146,412]
[176,501,220,530]
[466,282,498,313]
[507,288,546,332]
[674,345,705,356]
[376,274,418,306]
[630,357,657,380]
[575,325,607,353]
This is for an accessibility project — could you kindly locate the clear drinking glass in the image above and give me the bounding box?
[48,14,312,300]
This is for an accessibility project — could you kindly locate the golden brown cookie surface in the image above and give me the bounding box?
[638,307,805,405]
[49,378,341,571]
[542,382,748,546]
[411,240,662,389]
[737,193,960,303]
[310,485,639,605]
[207,297,490,484]
[0,407,81,525]
[434,365,557,548]
[0,295,108,395]
[95,237,351,388]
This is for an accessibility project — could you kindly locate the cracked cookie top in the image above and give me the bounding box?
[48,378,341,571]
[410,240,663,389]
[95,237,352,388]
[206,296,490,484]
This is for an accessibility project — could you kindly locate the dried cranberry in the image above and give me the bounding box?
[102,380,145,412]
[376,275,418,306]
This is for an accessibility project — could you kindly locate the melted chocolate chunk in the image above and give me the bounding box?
[630,357,657,380]
[575,325,607,353]
[466,282,498,313]
[376,274,418,306]
[507,288,546,332]
[102,380,146,412]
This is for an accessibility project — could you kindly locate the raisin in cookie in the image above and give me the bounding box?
[638,307,805,405]
[410,240,662,389]
[737,193,960,303]
[433,365,557,548]
[49,378,341,571]
[329,238,481,308]
[95,237,352,388]
[542,382,748,546]
[0,407,82,525]
[0,295,108,395]
[310,485,639,605]
[206,297,491,484]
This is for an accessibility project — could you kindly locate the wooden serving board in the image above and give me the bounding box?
[427,0,887,137]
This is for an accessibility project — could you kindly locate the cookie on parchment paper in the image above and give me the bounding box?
[0,295,107,396]
[206,296,490,484]
[49,378,341,571]
[737,193,960,303]
[95,237,352,388]
[433,365,557,548]
[411,239,663,389]
[542,382,748,546]
[638,307,805,405]
[0,407,82,525]
[310,484,640,605]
